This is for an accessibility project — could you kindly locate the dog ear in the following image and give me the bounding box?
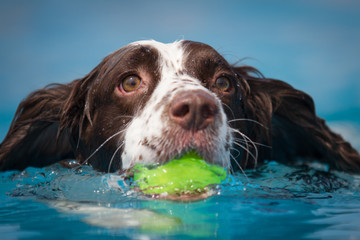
[0,67,99,171]
[0,83,75,170]
[0,48,130,171]
[235,67,360,172]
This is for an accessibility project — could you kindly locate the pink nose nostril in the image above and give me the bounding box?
[201,104,217,120]
[169,90,218,130]
[172,103,190,118]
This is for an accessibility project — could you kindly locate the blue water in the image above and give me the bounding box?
[1,1,359,239]
[1,121,360,240]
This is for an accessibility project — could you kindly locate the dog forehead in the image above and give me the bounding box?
[128,40,221,69]
[129,40,184,63]
[129,40,193,84]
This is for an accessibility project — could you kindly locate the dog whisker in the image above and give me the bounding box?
[230,153,250,182]
[239,133,258,163]
[107,142,124,173]
[228,118,268,129]
[232,141,257,167]
[230,147,241,159]
[222,103,236,119]
[82,129,127,166]
[230,127,258,168]
[232,138,272,149]
[231,127,250,167]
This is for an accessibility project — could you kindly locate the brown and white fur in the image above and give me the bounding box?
[0,40,359,173]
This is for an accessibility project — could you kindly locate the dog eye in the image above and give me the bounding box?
[215,76,231,92]
[122,75,142,92]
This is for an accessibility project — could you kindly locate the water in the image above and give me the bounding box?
[1,122,360,240]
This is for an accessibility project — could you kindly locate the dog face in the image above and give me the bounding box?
[79,40,247,171]
[121,41,240,169]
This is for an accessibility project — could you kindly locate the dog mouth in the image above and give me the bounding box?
[136,129,213,160]
[121,111,231,170]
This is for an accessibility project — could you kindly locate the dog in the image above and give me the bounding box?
[1,40,359,173]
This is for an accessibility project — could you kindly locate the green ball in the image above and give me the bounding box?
[130,151,227,196]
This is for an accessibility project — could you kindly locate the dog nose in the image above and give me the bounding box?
[169,90,219,130]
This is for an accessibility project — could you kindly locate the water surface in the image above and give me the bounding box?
[1,122,360,240]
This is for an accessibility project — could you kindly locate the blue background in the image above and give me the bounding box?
[1,0,359,140]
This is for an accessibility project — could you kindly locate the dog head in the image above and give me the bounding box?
[3,40,358,173]
[63,40,251,171]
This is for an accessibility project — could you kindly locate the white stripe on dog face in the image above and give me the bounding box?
[121,40,231,169]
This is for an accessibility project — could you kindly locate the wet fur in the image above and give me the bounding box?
[0,41,359,172]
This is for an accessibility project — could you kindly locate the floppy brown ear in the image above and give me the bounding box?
[0,64,101,171]
[235,67,360,172]
[0,83,76,170]
[0,51,122,171]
